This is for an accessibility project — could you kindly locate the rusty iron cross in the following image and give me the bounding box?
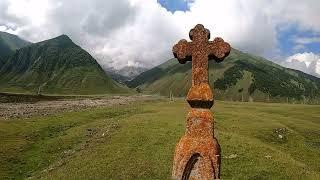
[172,24,230,180]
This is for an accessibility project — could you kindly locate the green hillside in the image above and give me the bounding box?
[0,31,31,61]
[0,35,130,94]
[129,49,320,103]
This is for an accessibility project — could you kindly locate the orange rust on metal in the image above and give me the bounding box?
[172,24,231,180]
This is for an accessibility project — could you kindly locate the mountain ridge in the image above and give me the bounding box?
[0,34,130,94]
[129,48,320,103]
[104,65,148,84]
[0,31,31,65]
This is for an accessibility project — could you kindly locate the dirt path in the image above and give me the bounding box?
[0,95,151,120]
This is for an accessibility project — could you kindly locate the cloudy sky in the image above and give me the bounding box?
[0,0,319,75]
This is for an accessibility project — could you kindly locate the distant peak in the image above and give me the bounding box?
[0,31,19,38]
[51,34,73,42]
[40,34,76,48]
[55,34,72,41]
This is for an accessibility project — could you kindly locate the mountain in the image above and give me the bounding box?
[105,66,147,84]
[0,35,130,94]
[282,53,320,78]
[0,31,31,62]
[118,66,148,79]
[129,49,320,103]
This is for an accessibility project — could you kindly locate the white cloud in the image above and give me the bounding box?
[294,37,320,45]
[0,0,320,70]
[283,52,320,77]
[292,44,306,52]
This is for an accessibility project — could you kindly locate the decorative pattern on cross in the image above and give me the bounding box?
[172,24,230,180]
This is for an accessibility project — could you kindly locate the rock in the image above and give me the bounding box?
[265,155,272,159]
[278,134,283,139]
[225,154,238,159]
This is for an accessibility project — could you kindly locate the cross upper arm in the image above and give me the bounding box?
[173,39,192,64]
[207,37,231,62]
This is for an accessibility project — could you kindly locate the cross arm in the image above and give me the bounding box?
[208,37,231,62]
[173,39,192,64]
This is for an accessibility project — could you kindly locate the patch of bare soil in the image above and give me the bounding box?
[0,95,151,120]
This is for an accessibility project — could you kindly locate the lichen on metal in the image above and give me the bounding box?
[172,24,231,180]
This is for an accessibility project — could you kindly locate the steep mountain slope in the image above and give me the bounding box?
[129,49,320,103]
[0,55,6,67]
[0,35,130,94]
[0,31,31,61]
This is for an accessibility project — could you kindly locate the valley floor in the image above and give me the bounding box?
[0,97,320,179]
[0,95,148,120]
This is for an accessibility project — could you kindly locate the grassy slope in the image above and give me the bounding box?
[1,100,319,179]
[132,50,248,97]
[129,49,320,103]
[0,35,130,95]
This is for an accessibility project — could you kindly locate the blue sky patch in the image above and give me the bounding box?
[277,25,320,56]
[157,0,191,13]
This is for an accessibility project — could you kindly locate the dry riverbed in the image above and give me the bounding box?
[0,95,152,120]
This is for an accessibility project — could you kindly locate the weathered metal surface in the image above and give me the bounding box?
[172,24,230,180]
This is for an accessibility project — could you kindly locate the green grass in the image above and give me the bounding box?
[0,100,320,179]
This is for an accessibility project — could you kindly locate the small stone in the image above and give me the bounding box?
[226,154,238,159]
[265,155,272,159]
[278,134,283,139]
[48,167,55,172]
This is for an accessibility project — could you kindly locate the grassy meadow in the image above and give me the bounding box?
[1,99,320,179]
